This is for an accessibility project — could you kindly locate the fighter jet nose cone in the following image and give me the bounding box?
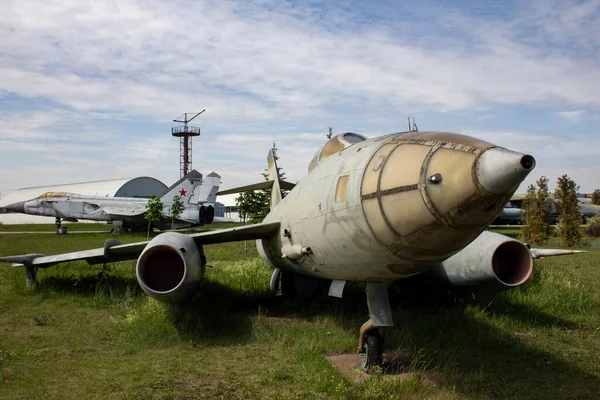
[5,202,25,213]
[476,148,536,194]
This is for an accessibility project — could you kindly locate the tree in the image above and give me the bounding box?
[169,195,185,231]
[520,176,552,245]
[592,189,600,205]
[555,174,581,247]
[235,190,270,224]
[236,142,288,223]
[144,195,164,240]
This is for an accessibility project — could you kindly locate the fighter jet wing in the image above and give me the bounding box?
[0,221,280,268]
[89,205,146,217]
[529,248,586,259]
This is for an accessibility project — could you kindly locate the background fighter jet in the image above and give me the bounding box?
[508,194,600,224]
[3,170,224,232]
[1,130,583,371]
[492,206,524,225]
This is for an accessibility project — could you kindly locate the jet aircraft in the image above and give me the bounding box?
[2,171,224,232]
[492,206,524,225]
[508,194,600,224]
[0,130,584,371]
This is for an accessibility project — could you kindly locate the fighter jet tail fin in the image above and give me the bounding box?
[160,170,204,204]
[194,172,221,205]
[266,148,283,208]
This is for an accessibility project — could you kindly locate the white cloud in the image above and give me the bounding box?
[557,110,587,121]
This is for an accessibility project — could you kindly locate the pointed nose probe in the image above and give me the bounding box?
[476,148,536,194]
[4,201,26,213]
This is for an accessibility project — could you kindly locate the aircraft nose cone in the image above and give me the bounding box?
[476,148,536,194]
[4,202,25,213]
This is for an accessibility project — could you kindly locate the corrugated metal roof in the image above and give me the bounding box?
[1,178,141,207]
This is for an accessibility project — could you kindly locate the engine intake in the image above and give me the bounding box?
[136,232,205,302]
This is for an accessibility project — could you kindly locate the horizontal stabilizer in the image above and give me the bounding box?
[0,222,281,268]
[530,248,587,259]
[216,181,295,196]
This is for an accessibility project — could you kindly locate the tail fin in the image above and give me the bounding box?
[267,148,282,208]
[160,170,203,205]
[196,172,221,204]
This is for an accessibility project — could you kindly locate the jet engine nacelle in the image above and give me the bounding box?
[136,232,206,302]
[395,231,533,293]
[199,205,215,224]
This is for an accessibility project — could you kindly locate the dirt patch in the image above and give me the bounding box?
[327,349,415,384]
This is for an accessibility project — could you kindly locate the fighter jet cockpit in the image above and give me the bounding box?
[308,132,368,172]
[37,192,69,199]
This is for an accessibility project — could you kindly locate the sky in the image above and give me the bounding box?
[1,0,599,204]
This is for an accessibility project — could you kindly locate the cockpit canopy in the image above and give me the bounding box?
[37,192,69,199]
[308,133,368,172]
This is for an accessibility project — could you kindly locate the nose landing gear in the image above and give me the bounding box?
[358,282,393,372]
[358,319,384,372]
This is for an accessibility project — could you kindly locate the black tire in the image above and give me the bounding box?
[280,271,297,298]
[359,331,382,372]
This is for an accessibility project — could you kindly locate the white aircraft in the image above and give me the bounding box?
[0,130,584,371]
[3,171,224,232]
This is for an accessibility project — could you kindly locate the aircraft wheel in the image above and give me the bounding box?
[280,271,297,298]
[359,330,382,372]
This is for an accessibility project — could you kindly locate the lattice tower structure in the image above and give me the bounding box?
[172,111,204,178]
[172,125,200,177]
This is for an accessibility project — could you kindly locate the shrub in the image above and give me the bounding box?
[585,215,600,238]
[555,174,582,247]
[521,176,551,245]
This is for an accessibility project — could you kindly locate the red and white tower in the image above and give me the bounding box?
[172,110,204,178]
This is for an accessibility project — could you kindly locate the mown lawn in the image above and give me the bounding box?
[0,227,599,399]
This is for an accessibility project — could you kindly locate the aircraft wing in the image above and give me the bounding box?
[89,205,146,217]
[0,222,281,268]
[529,248,586,259]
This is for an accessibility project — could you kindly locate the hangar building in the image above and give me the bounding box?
[0,176,168,225]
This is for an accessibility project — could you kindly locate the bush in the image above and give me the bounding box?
[521,177,551,245]
[555,174,582,247]
[585,215,600,238]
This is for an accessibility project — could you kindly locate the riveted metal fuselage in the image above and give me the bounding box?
[257,131,531,281]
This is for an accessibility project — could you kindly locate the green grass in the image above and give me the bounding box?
[0,227,599,399]
[0,221,245,233]
[0,222,113,232]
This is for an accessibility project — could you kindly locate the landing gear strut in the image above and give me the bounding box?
[358,282,393,372]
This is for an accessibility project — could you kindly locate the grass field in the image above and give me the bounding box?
[0,222,113,232]
[1,225,599,399]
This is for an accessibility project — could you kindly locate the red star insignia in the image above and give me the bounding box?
[179,188,187,197]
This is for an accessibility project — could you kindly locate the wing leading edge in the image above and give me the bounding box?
[0,222,281,268]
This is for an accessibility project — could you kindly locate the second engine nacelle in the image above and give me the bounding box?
[136,232,206,302]
[394,231,533,294]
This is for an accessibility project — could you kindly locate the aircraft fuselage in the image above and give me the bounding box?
[258,131,534,281]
